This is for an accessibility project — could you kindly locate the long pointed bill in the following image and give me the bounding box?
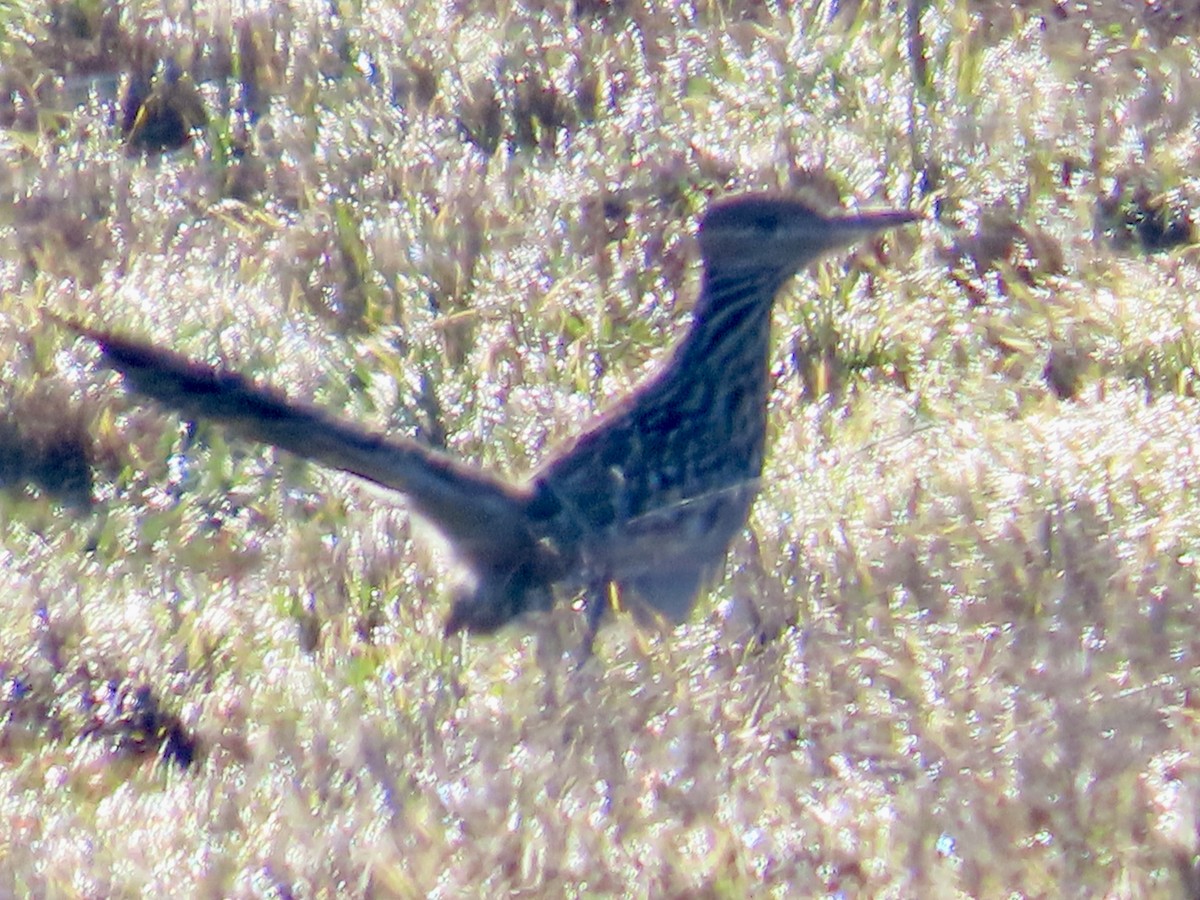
[814,208,923,252]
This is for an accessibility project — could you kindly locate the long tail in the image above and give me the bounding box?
[58,319,539,569]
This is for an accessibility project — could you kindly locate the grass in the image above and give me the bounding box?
[4,0,1200,895]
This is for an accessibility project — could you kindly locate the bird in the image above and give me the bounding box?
[59,193,918,651]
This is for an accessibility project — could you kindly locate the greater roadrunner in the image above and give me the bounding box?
[62,193,917,648]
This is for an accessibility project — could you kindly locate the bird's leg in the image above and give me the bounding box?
[579,577,616,661]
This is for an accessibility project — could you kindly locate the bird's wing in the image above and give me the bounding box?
[62,320,538,567]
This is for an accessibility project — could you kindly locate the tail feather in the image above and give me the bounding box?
[58,319,539,569]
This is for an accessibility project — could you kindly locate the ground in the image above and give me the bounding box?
[3,0,1200,895]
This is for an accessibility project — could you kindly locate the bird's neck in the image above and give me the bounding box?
[673,265,786,372]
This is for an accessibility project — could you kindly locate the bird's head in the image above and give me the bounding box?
[697,194,919,280]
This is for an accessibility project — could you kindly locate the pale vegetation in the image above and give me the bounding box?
[3,0,1200,895]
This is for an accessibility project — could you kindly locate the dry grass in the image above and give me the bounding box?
[5,0,1200,895]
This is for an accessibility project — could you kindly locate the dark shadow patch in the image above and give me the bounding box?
[0,388,94,508]
[120,57,208,154]
[79,678,198,769]
[1,664,199,771]
[1097,182,1195,255]
[938,207,1066,307]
